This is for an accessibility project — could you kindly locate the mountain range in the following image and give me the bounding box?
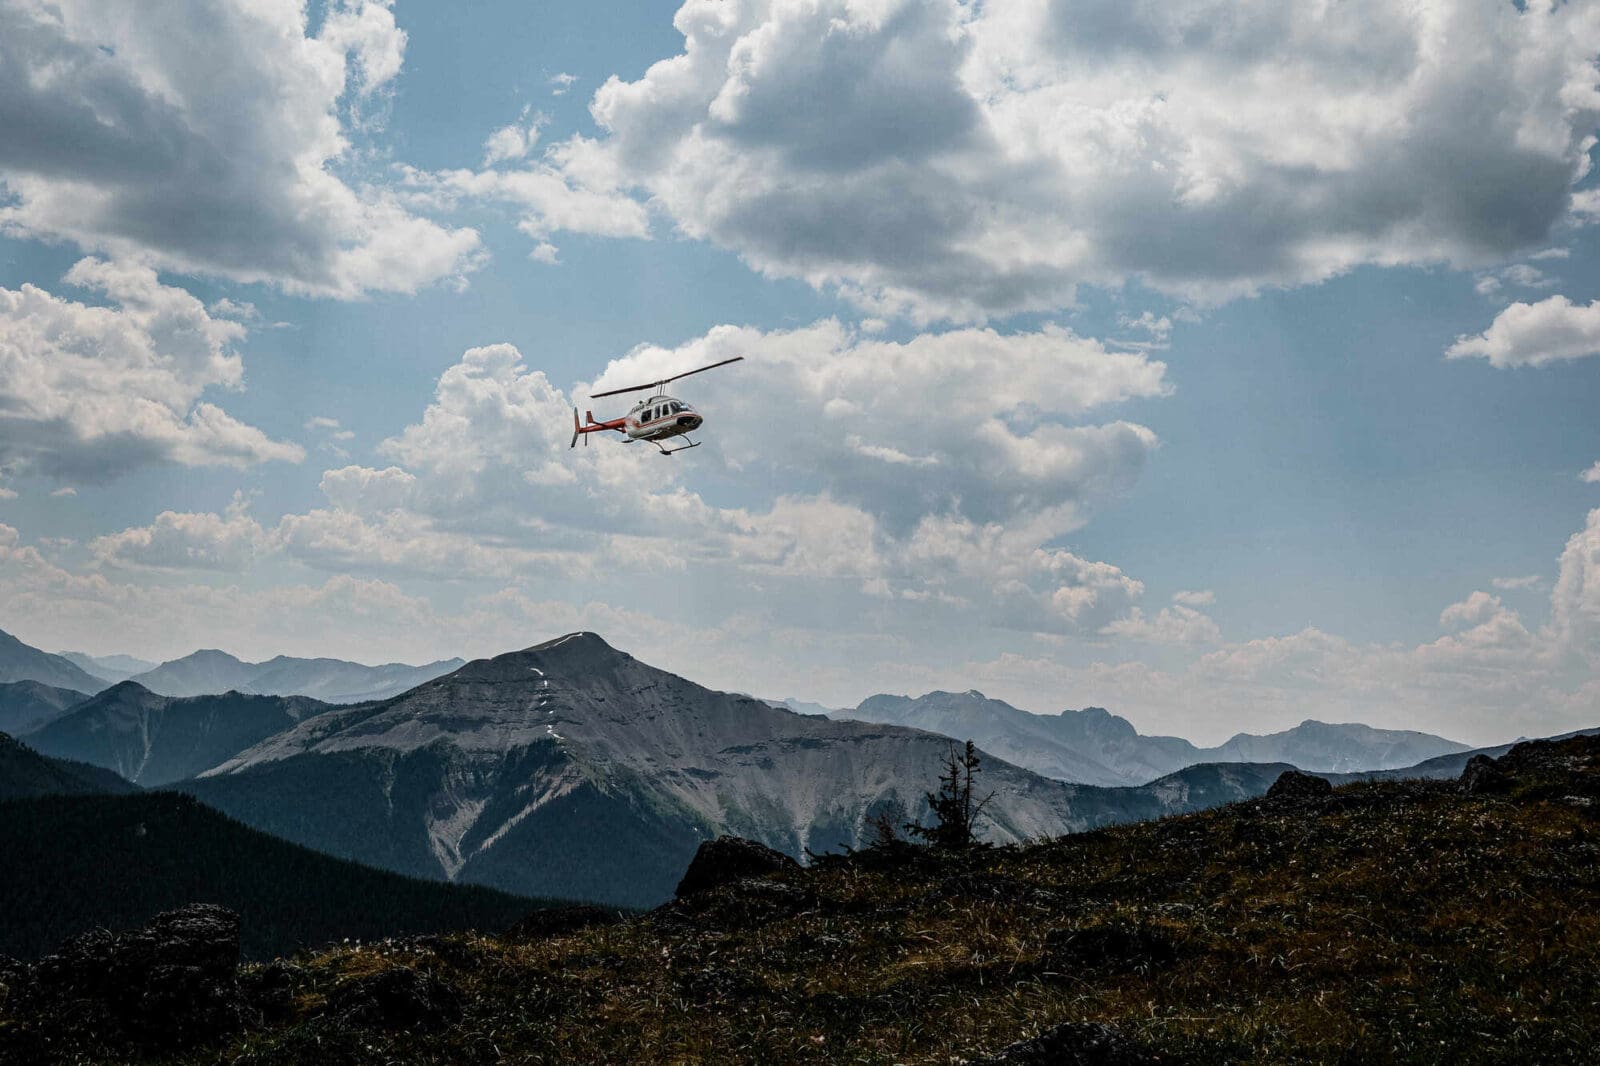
[167,633,1311,907]
[124,648,466,703]
[25,683,330,787]
[0,630,105,693]
[0,680,89,735]
[0,623,1516,913]
[57,651,158,685]
[835,690,1468,785]
[2,627,466,704]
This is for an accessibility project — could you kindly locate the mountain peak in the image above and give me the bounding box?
[511,632,624,669]
[528,631,614,653]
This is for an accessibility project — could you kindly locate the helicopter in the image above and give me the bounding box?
[571,355,744,455]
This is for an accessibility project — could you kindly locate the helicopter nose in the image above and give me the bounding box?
[678,413,702,429]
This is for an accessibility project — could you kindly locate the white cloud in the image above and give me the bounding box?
[483,111,549,166]
[0,487,16,500]
[591,320,1167,534]
[549,72,578,97]
[1583,461,1600,484]
[1102,603,1221,646]
[1439,590,1502,631]
[540,0,1600,320]
[49,487,76,498]
[0,260,302,482]
[0,0,480,297]
[401,159,650,256]
[95,322,1164,633]
[1447,295,1600,368]
[1172,588,1215,607]
[91,496,268,572]
[1492,575,1543,591]
[1550,508,1600,664]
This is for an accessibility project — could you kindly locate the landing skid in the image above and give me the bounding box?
[655,437,700,456]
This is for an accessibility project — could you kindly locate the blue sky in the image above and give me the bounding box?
[2,0,1599,745]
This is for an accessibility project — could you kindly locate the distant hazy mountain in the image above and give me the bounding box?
[0,791,551,961]
[840,691,1469,784]
[1328,726,1600,785]
[24,682,328,786]
[56,651,158,684]
[0,628,107,693]
[1204,719,1470,772]
[768,696,845,718]
[181,633,1301,908]
[0,680,89,735]
[0,732,135,801]
[129,650,465,702]
[846,693,1138,786]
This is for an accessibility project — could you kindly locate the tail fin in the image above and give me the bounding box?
[571,407,580,449]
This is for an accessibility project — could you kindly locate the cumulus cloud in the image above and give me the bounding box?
[100,322,1163,633]
[592,319,1167,534]
[1583,461,1600,484]
[1102,603,1221,646]
[1550,508,1600,664]
[1448,296,1600,368]
[1439,590,1503,631]
[483,110,548,166]
[525,0,1600,320]
[0,0,480,297]
[91,494,268,571]
[0,259,302,482]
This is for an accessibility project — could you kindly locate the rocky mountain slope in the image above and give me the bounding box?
[24,683,329,786]
[179,634,1295,908]
[8,733,1597,1064]
[129,650,465,702]
[0,627,106,693]
[0,679,88,735]
[0,791,556,962]
[843,690,1467,784]
[0,732,135,801]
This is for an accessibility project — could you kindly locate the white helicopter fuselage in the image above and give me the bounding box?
[625,394,703,442]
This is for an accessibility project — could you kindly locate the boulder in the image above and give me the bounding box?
[1265,769,1333,803]
[673,836,799,898]
[970,1021,1158,1065]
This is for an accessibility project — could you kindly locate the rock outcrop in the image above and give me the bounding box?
[674,836,800,898]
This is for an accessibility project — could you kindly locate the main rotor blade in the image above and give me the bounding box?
[661,354,744,385]
[588,380,655,399]
[588,355,744,399]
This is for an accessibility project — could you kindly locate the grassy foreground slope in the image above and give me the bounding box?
[136,734,1600,1064]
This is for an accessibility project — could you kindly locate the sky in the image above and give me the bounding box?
[2,0,1600,746]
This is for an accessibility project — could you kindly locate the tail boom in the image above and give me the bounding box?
[571,408,626,447]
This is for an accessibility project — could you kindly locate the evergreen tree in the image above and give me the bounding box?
[906,740,994,849]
